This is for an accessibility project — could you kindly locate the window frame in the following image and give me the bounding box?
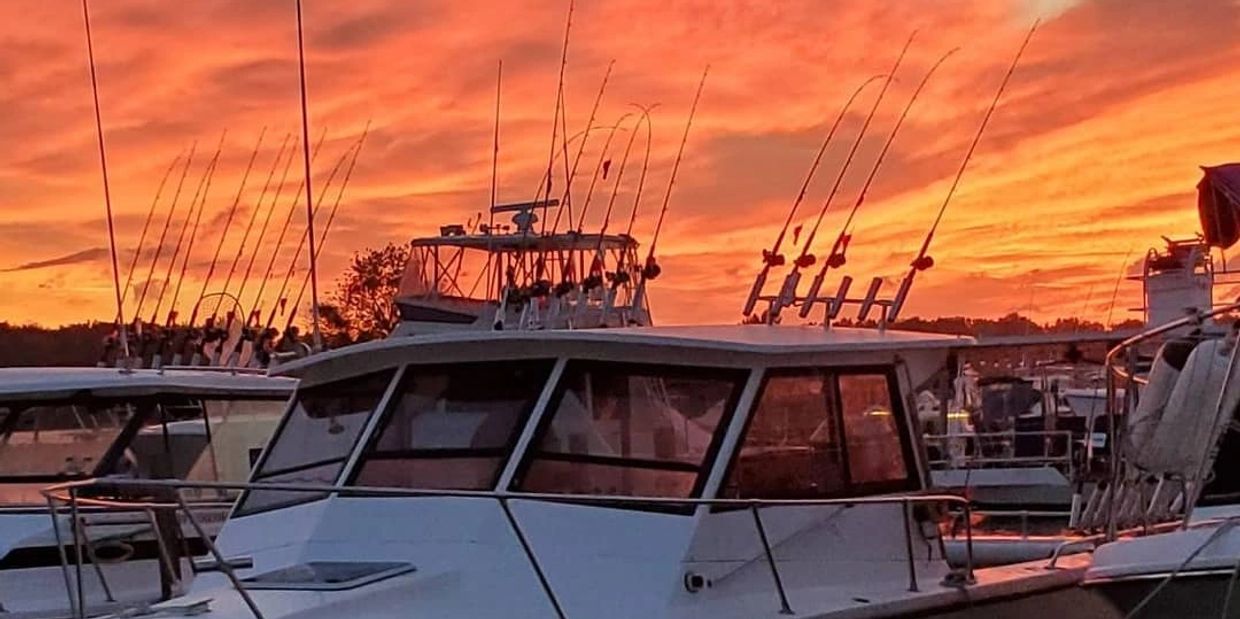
[510,359,750,507]
[234,369,397,517]
[716,364,919,503]
[345,359,556,491]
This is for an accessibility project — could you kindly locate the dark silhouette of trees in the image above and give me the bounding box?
[317,242,409,345]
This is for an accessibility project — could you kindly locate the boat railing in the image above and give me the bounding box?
[924,429,1075,474]
[41,477,978,619]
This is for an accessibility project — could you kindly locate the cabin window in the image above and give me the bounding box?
[237,370,395,515]
[515,361,745,499]
[0,400,139,480]
[720,368,914,500]
[351,360,553,490]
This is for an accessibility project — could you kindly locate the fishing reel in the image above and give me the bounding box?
[529,279,552,298]
[761,249,786,267]
[794,253,816,269]
[826,252,847,269]
[582,274,604,290]
[642,256,662,280]
[610,270,631,288]
[912,255,935,271]
[553,280,577,297]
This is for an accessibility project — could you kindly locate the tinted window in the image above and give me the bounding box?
[0,401,139,478]
[238,370,394,515]
[721,369,913,500]
[353,361,552,490]
[516,361,744,499]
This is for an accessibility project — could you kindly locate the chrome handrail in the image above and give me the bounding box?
[42,477,978,619]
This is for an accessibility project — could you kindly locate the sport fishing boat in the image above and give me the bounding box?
[391,199,653,336]
[41,324,1138,619]
[0,366,294,618]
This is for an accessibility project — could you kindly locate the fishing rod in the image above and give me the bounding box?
[213,132,293,320]
[549,59,616,236]
[262,140,358,332]
[535,0,574,226]
[740,74,887,318]
[629,65,710,318]
[768,32,916,321]
[557,113,632,285]
[196,128,266,319]
[249,128,327,326]
[144,135,218,327]
[235,135,300,323]
[799,47,959,319]
[603,104,655,297]
[120,150,182,329]
[581,114,644,294]
[160,137,227,329]
[888,22,1038,323]
[283,126,370,335]
[132,144,196,324]
[80,0,129,361]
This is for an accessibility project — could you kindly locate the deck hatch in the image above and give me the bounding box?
[241,561,416,591]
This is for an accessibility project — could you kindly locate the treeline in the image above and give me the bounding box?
[0,321,115,367]
[0,313,1147,368]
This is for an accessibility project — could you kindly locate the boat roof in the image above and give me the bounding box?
[274,324,974,383]
[0,367,297,402]
[410,231,637,252]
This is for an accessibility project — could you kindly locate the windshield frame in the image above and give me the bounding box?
[510,360,749,503]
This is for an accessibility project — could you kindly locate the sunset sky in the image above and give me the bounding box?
[1,0,1237,329]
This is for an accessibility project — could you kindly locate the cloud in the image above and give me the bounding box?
[4,247,109,272]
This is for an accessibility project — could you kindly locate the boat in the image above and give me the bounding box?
[0,366,295,618]
[38,324,1142,618]
[391,199,652,336]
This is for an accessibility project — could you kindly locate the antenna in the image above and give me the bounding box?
[741,73,885,317]
[800,47,958,319]
[768,31,916,321]
[295,0,323,352]
[490,60,502,219]
[80,0,129,361]
[889,22,1039,322]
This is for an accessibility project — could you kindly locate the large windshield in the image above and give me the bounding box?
[515,361,745,499]
[351,360,553,490]
[238,370,396,515]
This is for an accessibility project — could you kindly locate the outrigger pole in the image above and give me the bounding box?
[741,73,886,318]
[80,0,129,360]
[768,31,916,321]
[888,22,1038,322]
[295,0,324,352]
[630,65,709,316]
[800,47,959,319]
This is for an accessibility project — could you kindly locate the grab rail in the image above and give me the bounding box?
[925,430,1075,473]
[42,477,978,619]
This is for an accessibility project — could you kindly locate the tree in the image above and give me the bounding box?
[319,243,410,344]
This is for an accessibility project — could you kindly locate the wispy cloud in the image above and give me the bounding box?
[4,247,108,272]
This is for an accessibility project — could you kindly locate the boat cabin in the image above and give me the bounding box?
[122,325,1099,618]
[0,367,295,618]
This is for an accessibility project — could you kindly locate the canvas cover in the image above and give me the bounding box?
[1199,164,1240,249]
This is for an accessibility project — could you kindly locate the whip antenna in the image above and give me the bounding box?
[80,0,129,360]
[889,22,1038,322]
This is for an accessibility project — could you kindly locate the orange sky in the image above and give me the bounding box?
[1,0,1237,328]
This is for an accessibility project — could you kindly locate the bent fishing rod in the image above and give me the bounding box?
[741,73,885,317]
[602,103,656,299]
[800,47,959,319]
[888,22,1038,323]
[581,112,645,293]
[629,65,709,318]
[768,31,916,321]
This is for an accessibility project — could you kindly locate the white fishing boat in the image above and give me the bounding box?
[391,199,653,336]
[0,367,294,618]
[43,324,1135,619]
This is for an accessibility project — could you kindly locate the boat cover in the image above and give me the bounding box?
[1198,164,1240,249]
